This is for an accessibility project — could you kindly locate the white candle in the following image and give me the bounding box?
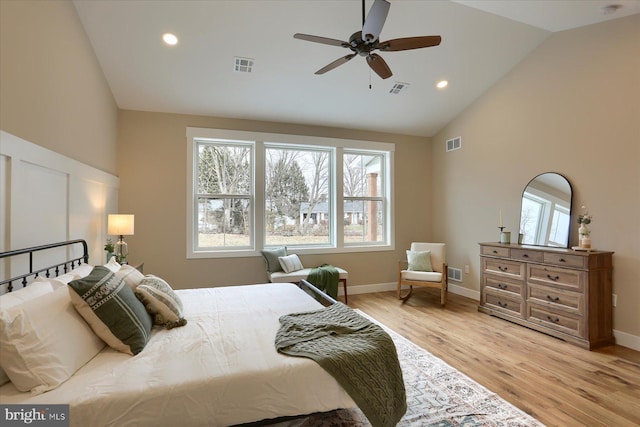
[500,210,503,227]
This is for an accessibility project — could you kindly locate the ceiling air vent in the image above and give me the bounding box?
[446,136,461,152]
[389,82,409,95]
[234,57,254,73]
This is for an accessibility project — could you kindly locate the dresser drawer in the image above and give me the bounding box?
[543,252,585,268]
[484,275,524,297]
[510,248,543,263]
[483,288,524,318]
[483,257,525,280]
[527,283,584,315]
[528,264,585,292]
[481,245,510,257]
[527,303,585,338]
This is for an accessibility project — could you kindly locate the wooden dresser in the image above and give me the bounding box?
[479,243,614,349]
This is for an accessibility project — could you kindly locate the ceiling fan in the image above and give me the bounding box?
[294,0,441,80]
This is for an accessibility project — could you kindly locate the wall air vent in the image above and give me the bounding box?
[448,267,462,282]
[234,57,254,73]
[446,136,462,152]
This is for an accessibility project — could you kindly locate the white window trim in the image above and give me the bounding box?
[186,127,395,259]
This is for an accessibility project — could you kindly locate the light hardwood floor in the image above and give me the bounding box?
[347,290,640,427]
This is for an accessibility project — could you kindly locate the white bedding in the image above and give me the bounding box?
[0,283,355,426]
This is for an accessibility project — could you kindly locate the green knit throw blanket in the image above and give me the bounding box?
[307,264,339,298]
[275,302,407,427]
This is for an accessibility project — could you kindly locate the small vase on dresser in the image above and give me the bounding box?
[478,242,614,350]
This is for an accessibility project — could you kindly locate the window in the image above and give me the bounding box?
[187,128,394,258]
[265,145,331,247]
[343,152,386,245]
[195,141,252,249]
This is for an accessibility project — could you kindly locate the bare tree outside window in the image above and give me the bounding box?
[188,129,392,255]
[265,147,330,246]
[196,142,252,248]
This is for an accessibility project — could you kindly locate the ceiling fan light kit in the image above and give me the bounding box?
[294,0,441,80]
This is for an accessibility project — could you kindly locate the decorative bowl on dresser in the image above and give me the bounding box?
[479,242,614,350]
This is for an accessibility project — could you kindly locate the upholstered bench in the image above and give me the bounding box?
[261,247,348,304]
[269,268,349,304]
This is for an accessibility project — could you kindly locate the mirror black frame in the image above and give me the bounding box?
[519,172,573,248]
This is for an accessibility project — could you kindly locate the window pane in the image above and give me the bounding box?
[548,207,570,247]
[197,144,251,195]
[344,200,385,243]
[344,153,383,197]
[520,196,543,244]
[197,197,251,248]
[265,147,330,246]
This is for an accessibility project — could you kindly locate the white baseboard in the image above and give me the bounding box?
[613,329,640,351]
[343,282,640,351]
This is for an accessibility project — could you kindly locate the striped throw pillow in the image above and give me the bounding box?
[135,276,187,330]
[68,266,153,355]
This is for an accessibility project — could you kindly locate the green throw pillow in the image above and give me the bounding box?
[68,266,153,355]
[406,250,433,272]
[135,275,187,329]
[261,246,287,273]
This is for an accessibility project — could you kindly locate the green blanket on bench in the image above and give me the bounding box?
[275,302,406,427]
[307,264,339,298]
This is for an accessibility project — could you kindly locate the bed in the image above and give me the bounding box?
[0,240,398,427]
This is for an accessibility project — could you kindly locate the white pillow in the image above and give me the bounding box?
[0,281,55,386]
[278,254,304,273]
[0,281,54,310]
[115,264,145,290]
[33,276,75,290]
[104,257,121,273]
[0,286,105,394]
[69,263,94,279]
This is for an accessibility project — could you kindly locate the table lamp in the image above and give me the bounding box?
[108,214,134,264]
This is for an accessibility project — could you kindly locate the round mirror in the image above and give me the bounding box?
[519,173,572,248]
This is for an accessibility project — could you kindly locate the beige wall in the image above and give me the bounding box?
[0,0,118,175]
[431,15,640,337]
[117,110,431,288]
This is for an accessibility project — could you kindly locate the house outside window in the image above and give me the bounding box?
[186,128,394,258]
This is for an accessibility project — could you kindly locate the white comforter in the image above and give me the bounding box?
[0,283,355,426]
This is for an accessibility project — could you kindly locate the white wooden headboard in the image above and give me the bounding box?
[0,130,119,291]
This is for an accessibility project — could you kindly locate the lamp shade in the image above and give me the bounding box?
[108,214,135,236]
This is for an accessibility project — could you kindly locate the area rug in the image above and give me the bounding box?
[265,310,545,427]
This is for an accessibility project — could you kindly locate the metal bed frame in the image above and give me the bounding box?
[0,239,89,292]
[0,239,338,307]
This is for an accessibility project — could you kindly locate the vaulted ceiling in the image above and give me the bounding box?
[73,0,639,137]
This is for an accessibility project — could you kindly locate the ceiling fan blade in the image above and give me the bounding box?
[366,53,392,79]
[294,33,349,48]
[315,54,357,75]
[378,35,442,52]
[362,0,390,44]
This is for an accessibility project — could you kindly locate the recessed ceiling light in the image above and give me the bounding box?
[436,80,448,89]
[162,33,178,46]
[600,4,622,15]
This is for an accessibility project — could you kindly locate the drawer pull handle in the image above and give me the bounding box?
[498,283,507,290]
[498,266,509,272]
[546,295,560,302]
[547,274,560,281]
[492,250,498,254]
[522,254,529,258]
[559,258,566,262]
[498,301,508,308]
[546,315,560,323]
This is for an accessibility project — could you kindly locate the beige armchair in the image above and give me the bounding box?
[397,242,448,305]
